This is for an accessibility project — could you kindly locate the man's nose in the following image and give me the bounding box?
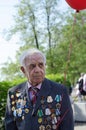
[34,65,40,72]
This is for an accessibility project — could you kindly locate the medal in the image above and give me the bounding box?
[47,96,53,103]
[55,95,62,102]
[22,116,24,120]
[25,108,29,113]
[45,108,51,115]
[46,116,51,122]
[56,109,60,116]
[16,92,21,97]
[17,99,21,103]
[22,100,26,106]
[12,106,15,111]
[38,118,42,123]
[39,125,45,130]
[46,125,51,130]
[37,110,43,117]
[17,108,22,116]
[12,101,15,105]
[50,109,55,113]
[51,114,55,118]
[13,110,17,117]
[52,116,57,124]
[43,118,47,125]
[56,103,61,109]
[41,96,45,104]
[11,94,14,99]
[52,124,57,130]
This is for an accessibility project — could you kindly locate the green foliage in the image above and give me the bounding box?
[0,81,12,130]
[46,74,71,87]
[1,1,86,89]
[47,11,86,85]
[46,73,64,83]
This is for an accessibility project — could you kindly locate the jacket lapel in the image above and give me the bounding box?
[24,82,32,107]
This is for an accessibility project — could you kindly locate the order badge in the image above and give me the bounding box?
[47,96,53,103]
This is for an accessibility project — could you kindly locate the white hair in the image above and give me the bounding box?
[19,48,46,66]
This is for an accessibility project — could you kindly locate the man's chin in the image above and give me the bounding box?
[34,79,43,85]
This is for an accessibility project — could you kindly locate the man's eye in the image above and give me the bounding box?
[30,64,36,69]
[39,63,44,68]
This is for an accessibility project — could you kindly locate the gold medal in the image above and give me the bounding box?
[12,106,15,111]
[12,101,15,105]
[38,118,42,123]
[25,108,29,113]
[46,124,51,130]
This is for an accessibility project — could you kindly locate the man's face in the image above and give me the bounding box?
[21,53,46,86]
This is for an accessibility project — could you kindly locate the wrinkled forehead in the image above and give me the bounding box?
[25,53,44,64]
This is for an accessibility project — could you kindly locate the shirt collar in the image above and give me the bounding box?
[27,82,42,90]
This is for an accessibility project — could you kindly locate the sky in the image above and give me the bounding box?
[0,0,20,68]
[0,0,69,68]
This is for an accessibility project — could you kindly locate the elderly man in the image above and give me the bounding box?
[5,48,74,130]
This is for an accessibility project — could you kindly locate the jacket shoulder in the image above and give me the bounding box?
[8,81,27,93]
[45,78,66,91]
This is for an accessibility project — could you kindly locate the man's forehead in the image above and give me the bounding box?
[26,53,44,63]
[29,53,43,60]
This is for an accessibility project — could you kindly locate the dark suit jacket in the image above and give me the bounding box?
[5,78,74,130]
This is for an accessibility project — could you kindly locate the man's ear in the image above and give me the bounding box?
[20,66,25,74]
